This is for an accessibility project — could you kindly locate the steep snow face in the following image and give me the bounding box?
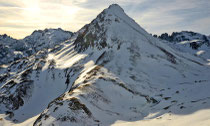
[1,4,210,126]
[0,28,72,65]
[157,31,210,60]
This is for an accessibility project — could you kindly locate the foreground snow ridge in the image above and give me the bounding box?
[0,4,210,126]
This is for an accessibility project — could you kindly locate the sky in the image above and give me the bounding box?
[0,0,210,39]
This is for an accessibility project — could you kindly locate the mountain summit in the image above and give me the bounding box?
[107,4,124,12]
[74,3,150,52]
[0,4,210,126]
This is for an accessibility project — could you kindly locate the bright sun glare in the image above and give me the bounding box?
[24,5,41,15]
[22,0,41,16]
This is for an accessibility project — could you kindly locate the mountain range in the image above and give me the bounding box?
[154,31,210,60]
[0,28,72,65]
[0,4,210,126]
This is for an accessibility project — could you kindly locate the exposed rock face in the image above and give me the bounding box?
[0,80,34,110]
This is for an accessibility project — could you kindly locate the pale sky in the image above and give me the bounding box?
[0,0,210,39]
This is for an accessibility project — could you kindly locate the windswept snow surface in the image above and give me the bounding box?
[1,4,210,126]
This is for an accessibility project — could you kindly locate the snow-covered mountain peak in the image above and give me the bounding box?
[24,28,72,46]
[74,4,150,52]
[102,4,146,34]
[106,4,124,14]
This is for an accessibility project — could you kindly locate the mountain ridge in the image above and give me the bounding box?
[0,28,72,65]
[154,31,210,60]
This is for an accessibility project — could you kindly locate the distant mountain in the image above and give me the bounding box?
[0,28,72,65]
[0,4,210,126]
[154,31,210,59]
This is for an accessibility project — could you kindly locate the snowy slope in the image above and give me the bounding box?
[0,4,210,126]
[0,28,72,65]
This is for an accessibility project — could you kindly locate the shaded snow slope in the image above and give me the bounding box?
[0,4,210,126]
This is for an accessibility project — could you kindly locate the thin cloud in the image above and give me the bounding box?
[0,0,209,38]
[125,0,210,35]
